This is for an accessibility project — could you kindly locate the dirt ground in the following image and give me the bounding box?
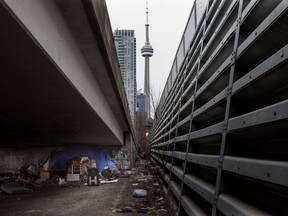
[0,161,172,216]
[0,177,149,216]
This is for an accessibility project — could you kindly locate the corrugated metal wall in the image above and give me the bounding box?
[150,0,288,215]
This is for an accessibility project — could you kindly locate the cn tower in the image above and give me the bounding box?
[141,0,153,119]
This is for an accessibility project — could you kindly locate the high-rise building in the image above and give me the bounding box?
[137,91,146,114]
[114,29,137,121]
[141,1,153,119]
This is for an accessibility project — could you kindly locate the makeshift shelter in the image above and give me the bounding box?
[48,146,119,173]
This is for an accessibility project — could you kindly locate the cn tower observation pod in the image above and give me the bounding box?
[141,44,154,57]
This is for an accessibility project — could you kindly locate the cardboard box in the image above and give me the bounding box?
[67,174,80,182]
[41,171,51,180]
[71,160,80,165]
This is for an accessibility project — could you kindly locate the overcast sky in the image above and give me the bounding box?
[106,0,195,96]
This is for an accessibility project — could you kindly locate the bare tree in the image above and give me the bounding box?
[134,85,161,157]
[135,110,148,156]
[149,84,161,120]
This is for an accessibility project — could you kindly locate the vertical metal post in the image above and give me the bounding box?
[212,0,243,215]
[177,4,207,213]
[163,97,176,170]
[169,84,186,180]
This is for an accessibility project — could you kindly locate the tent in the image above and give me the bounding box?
[48,146,119,173]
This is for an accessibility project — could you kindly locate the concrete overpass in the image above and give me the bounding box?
[0,0,134,149]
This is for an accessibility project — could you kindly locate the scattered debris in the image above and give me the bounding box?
[100,179,118,184]
[111,159,171,215]
[0,147,122,193]
[123,170,133,176]
[101,166,118,180]
[1,183,33,195]
[58,177,67,185]
[4,173,18,182]
[137,207,149,214]
[123,206,133,212]
[133,189,147,197]
[18,177,40,188]
[114,206,133,213]
[1,150,172,216]
[19,164,40,181]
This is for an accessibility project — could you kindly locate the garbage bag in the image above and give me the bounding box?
[133,189,147,197]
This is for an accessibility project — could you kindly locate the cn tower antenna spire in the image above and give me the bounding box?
[146,0,149,25]
[141,0,153,119]
[145,0,150,44]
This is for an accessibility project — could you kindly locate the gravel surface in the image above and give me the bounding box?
[0,160,173,216]
[0,178,141,216]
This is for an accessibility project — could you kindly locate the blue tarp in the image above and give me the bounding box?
[48,146,119,173]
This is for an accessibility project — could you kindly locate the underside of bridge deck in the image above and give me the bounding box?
[0,0,133,147]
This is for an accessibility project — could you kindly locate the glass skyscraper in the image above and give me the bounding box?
[137,92,146,114]
[114,30,137,122]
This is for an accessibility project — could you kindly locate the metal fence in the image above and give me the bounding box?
[150,0,288,215]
